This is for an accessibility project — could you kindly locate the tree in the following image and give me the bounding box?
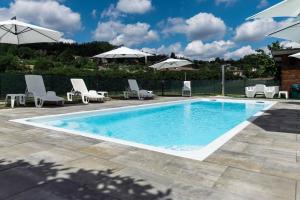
[170,52,176,58]
[34,58,54,71]
[267,41,284,52]
[0,54,19,72]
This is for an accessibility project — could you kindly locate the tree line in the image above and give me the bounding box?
[0,41,282,80]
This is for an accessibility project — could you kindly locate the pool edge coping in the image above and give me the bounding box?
[10,98,277,161]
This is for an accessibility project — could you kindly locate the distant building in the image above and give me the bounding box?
[272,49,300,91]
[227,66,244,77]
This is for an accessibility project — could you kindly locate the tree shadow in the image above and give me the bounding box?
[251,107,300,134]
[0,159,172,200]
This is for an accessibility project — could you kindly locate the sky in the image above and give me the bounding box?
[0,0,299,60]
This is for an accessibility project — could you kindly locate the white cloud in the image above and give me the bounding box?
[91,9,97,18]
[116,0,152,14]
[163,12,226,41]
[257,0,269,9]
[59,38,76,44]
[142,42,183,55]
[184,40,235,60]
[215,0,237,6]
[101,4,125,19]
[280,41,300,49]
[92,21,159,47]
[0,0,82,34]
[224,45,257,60]
[234,18,293,42]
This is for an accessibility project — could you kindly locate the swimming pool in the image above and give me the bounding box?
[13,99,274,160]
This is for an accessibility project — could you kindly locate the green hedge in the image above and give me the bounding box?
[0,73,280,98]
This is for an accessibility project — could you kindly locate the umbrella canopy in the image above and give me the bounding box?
[0,18,62,45]
[289,52,300,59]
[93,46,151,58]
[148,58,192,70]
[268,20,300,43]
[247,0,300,20]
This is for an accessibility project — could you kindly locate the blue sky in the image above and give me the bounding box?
[0,0,296,60]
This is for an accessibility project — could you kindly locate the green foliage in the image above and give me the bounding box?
[17,47,35,59]
[34,58,54,71]
[267,41,284,51]
[0,54,19,72]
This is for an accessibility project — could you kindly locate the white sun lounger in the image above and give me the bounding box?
[182,81,192,97]
[70,79,105,104]
[25,75,65,108]
[128,79,154,100]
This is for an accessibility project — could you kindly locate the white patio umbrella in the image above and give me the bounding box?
[247,0,300,20]
[149,58,192,70]
[93,46,152,63]
[289,52,300,59]
[149,58,193,96]
[268,20,300,43]
[0,17,62,45]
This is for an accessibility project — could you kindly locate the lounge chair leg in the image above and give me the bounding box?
[35,98,43,108]
[82,96,89,104]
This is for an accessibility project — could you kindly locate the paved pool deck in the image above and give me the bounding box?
[0,97,299,200]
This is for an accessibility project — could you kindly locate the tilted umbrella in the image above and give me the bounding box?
[247,0,300,20]
[289,52,300,59]
[0,17,62,45]
[268,20,300,43]
[149,58,193,95]
[149,58,192,71]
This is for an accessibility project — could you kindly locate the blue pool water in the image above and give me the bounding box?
[28,100,268,151]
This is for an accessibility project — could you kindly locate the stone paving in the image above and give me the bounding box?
[0,97,299,200]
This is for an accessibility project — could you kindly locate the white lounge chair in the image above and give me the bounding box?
[182,81,192,97]
[245,86,256,98]
[25,75,64,108]
[264,86,279,99]
[70,79,105,104]
[128,79,154,100]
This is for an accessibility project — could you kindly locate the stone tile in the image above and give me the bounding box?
[261,159,300,180]
[0,142,55,160]
[80,142,133,160]
[233,133,274,145]
[0,133,26,148]
[272,139,300,151]
[206,150,265,173]
[112,149,227,188]
[214,167,296,200]
[7,179,117,200]
[220,141,248,153]
[242,143,296,163]
[26,147,87,164]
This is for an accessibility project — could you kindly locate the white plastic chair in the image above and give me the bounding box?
[245,86,256,98]
[255,84,266,96]
[264,86,279,99]
[182,81,192,97]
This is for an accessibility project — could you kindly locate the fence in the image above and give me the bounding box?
[0,73,280,99]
